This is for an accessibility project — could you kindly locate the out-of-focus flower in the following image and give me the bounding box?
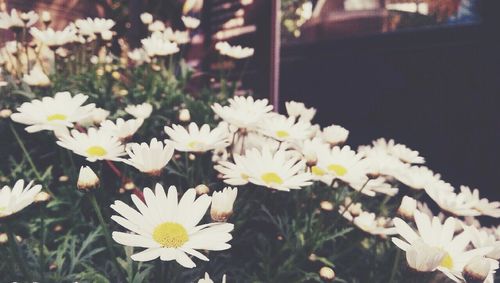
[258,114,312,142]
[211,187,237,222]
[100,118,144,141]
[0,109,12,118]
[425,184,480,217]
[343,210,396,236]
[30,27,77,48]
[78,107,110,127]
[358,138,425,164]
[140,13,153,25]
[464,225,500,260]
[56,127,126,162]
[111,184,234,268]
[0,9,38,30]
[164,122,229,153]
[22,64,51,87]
[182,16,201,29]
[164,28,190,45]
[215,41,254,59]
[0,179,42,219]
[212,96,273,131]
[41,11,51,23]
[178,108,191,122]
[128,48,150,65]
[125,103,153,119]
[397,196,417,220]
[75,17,115,36]
[285,101,316,122]
[463,256,497,283]
[11,91,95,133]
[77,166,99,191]
[459,186,500,218]
[148,20,165,32]
[197,272,227,283]
[321,124,349,146]
[141,33,179,57]
[121,138,174,176]
[319,266,335,280]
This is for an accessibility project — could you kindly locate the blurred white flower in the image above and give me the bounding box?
[56,127,126,162]
[425,184,480,217]
[285,101,316,122]
[0,9,38,30]
[100,118,144,141]
[78,107,110,127]
[397,196,417,220]
[125,103,153,119]
[212,96,273,131]
[148,20,165,32]
[358,138,425,164]
[128,48,150,65]
[343,210,396,236]
[211,187,237,222]
[459,186,500,218]
[198,272,227,283]
[11,91,95,133]
[30,27,77,47]
[464,225,500,260]
[164,27,190,45]
[182,16,200,29]
[140,13,153,25]
[141,33,179,57]
[463,256,498,283]
[0,179,42,219]
[164,122,229,153]
[121,138,174,176]
[22,64,51,87]
[75,17,115,36]
[321,124,349,146]
[111,184,234,267]
[215,41,254,59]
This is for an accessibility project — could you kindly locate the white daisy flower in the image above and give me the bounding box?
[100,118,144,141]
[394,165,441,190]
[0,9,38,30]
[343,210,396,236]
[198,273,227,283]
[125,103,153,119]
[214,155,251,186]
[285,101,316,122]
[359,138,425,164]
[312,145,367,187]
[56,127,126,162]
[78,107,110,127]
[182,16,200,29]
[212,96,273,131]
[164,122,229,153]
[211,187,237,222]
[30,27,77,47]
[11,91,95,133]
[359,150,406,179]
[0,180,42,219]
[141,33,179,57]
[464,225,500,260]
[321,124,349,146]
[293,137,330,166]
[459,186,500,218]
[353,177,398,197]
[128,48,150,65]
[392,210,492,282]
[258,114,312,142]
[242,146,312,191]
[425,184,480,217]
[164,28,190,45]
[215,41,254,59]
[111,184,234,268]
[22,64,51,87]
[75,17,115,36]
[405,239,446,272]
[121,138,174,176]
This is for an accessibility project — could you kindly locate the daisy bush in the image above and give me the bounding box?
[1,8,500,283]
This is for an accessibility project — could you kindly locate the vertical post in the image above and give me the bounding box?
[270,0,281,112]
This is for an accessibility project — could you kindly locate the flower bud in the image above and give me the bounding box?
[320,201,334,211]
[0,109,12,118]
[34,191,51,203]
[41,11,51,23]
[464,256,491,283]
[77,166,99,191]
[397,196,417,220]
[210,187,237,222]
[140,13,153,25]
[195,184,210,195]
[319,266,335,281]
[178,108,191,122]
[101,30,113,41]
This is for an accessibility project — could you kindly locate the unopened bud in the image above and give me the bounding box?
[210,187,237,222]
[77,166,99,191]
[464,257,491,283]
[178,109,191,122]
[34,191,51,203]
[41,11,51,23]
[195,184,210,195]
[319,266,335,281]
[320,201,334,211]
[0,109,12,118]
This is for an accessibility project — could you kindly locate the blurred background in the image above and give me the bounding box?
[1,0,499,199]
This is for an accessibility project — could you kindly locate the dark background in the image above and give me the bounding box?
[280,0,500,199]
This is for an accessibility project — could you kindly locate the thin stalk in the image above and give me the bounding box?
[388,248,402,283]
[88,192,126,281]
[9,123,55,197]
[39,206,46,282]
[6,222,32,281]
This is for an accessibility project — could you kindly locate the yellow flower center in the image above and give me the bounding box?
[311,166,325,176]
[327,164,347,176]
[86,146,107,157]
[261,172,283,185]
[439,252,453,269]
[152,222,189,248]
[188,141,199,149]
[47,113,67,121]
[276,130,289,138]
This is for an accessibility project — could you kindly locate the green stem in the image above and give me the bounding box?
[9,123,56,198]
[6,222,32,281]
[88,193,126,281]
[39,206,46,282]
[388,248,402,283]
